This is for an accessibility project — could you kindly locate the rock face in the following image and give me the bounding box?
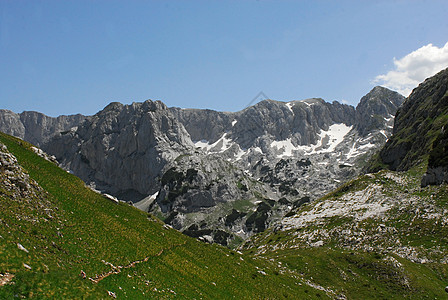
[354,86,404,136]
[368,67,448,186]
[0,110,25,140]
[0,110,86,147]
[175,87,403,202]
[170,108,234,144]
[146,153,287,245]
[43,101,194,201]
[423,125,448,185]
[172,98,356,150]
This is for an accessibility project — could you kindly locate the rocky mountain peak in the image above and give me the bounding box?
[102,101,124,112]
[43,99,194,201]
[0,109,25,139]
[354,86,405,136]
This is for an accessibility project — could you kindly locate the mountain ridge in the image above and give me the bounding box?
[0,86,405,245]
[0,110,87,147]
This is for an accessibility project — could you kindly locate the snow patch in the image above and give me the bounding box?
[252,147,263,154]
[134,192,159,212]
[194,140,210,149]
[235,147,246,161]
[270,123,352,158]
[194,133,234,153]
[271,138,297,157]
[384,115,394,122]
[346,138,376,160]
[308,123,352,154]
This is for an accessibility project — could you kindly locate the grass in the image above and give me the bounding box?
[257,247,447,300]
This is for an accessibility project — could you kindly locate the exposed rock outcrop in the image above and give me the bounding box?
[170,108,233,144]
[43,100,194,201]
[147,152,287,245]
[0,141,55,221]
[354,86,405,136]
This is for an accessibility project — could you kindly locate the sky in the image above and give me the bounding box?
[1,1,448,117]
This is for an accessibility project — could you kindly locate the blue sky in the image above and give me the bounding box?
[1,1,448,117]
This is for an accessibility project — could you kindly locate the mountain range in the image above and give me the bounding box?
[1,68,448,298]
[0,86,404,245]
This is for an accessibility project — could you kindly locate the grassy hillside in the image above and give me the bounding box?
[0,132,326,299]
[241,167,448,299]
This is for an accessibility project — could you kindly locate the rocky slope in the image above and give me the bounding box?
[0,142,50,213]
[0,110,86,147]
[368,67,448,186]
[241,167,448,299]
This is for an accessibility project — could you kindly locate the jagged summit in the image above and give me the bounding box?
[44,99,193,201]
[0,109,87,147]
[355,86,405,136]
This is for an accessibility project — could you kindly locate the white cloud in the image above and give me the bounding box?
[373,42,448,96]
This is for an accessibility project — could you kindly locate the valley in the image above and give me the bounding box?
[1,68,448,298]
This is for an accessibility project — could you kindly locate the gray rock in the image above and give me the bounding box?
[0,109,86,147]
[44,100,194,201]
[172,97,356,151]
[354,86,405,136]
[170,108,233,143]
[421,166,448,187]
[0,110,25,139]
